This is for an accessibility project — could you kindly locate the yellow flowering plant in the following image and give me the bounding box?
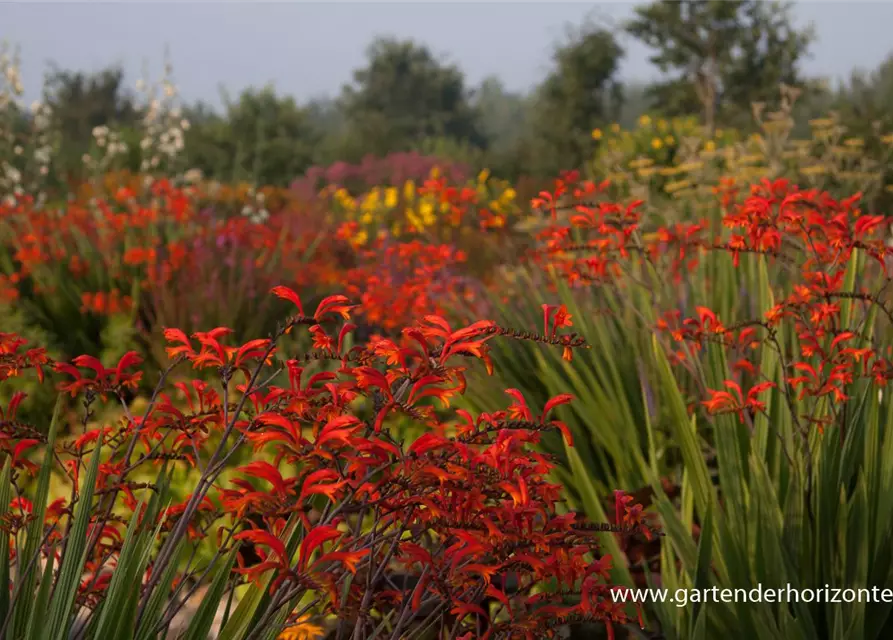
[324,166,522,251]
[590,86,893,219]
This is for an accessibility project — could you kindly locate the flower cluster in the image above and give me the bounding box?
[0,285,653,639]
[325,166,520,247]
[529,170,893,437]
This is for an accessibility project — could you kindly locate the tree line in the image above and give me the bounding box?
[13,0,893,188]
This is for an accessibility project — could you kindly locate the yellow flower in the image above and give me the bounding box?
[353,230,368,245]
[800,164,828,176]
[500,187,516,203]
[591,128,603,140]
[477,168,490,183]
[606,171,630,182]
[384,187,398,208]
[403,179,416,200]
[881,133,893,146]
[704,140,716,152]
[430,166,441,179]
[657,119,668,132]
[407,210,423,229]
[420,201,434,220]
[360,212,373,224]
[362,190,379,212]
[628,158,654,169]
[664,135,675,145]
[638,114,651,128]
[651,137,663,150]
[664,179,692,194]
[610,123,621,133]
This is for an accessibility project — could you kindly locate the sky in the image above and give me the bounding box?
[3,1,893,109]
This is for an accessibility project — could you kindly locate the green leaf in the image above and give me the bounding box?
[652,335,714,516]
[690,503,714,627]
[180,548,238,640]
[0,458,12,625]
[92,499,147,639]
[134,537,184,640]
[45,434,103,639]
[23,553,54,640]
[11,395,62,639]
[565,445,634,587]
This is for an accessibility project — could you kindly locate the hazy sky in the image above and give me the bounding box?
[3,2,893,109]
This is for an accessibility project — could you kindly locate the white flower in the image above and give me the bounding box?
[4,165,21,184]
[135,79,146,91]
[34,147,51,164]
[13,145,22,155]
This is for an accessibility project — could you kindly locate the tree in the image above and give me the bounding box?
[836,52,893,131]
[42,64,139,143]
[468,76,534,180]
[525,22,624,177]
[831,51,893,213]
[473,76,529,151]
[339,38,483,157]
[40,64,140,180]
[184,86,320,186]
[626,0,815,133]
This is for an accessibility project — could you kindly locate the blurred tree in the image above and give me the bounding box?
[183,85,320,186]
[42,64,138,143]
[832,52,893,212]
[469,76,534,180]
[626,0,815,133]
[40,64,139,180]
[338,37,484,157]
[616,82,653,130]
[836,52,893,132]
[473,76,529,152]
[524,22,625,178]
